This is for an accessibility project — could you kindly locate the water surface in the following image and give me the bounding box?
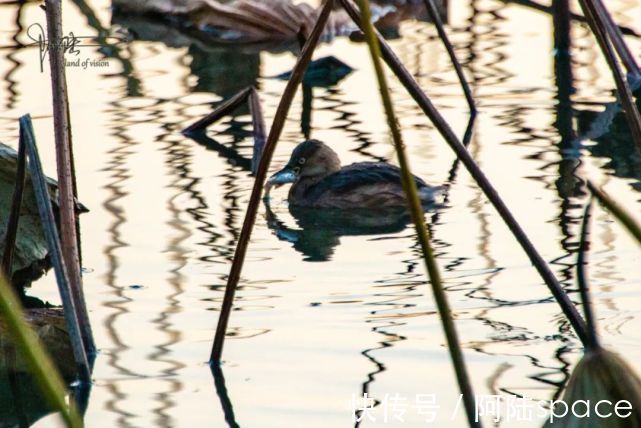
[1,1,641,426]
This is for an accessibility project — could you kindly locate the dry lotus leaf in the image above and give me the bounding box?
[0,143,86,286]
[112,0,427,44]
[0,143,55,282]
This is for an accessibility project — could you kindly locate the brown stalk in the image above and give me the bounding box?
[338,0,589,345]
[209,0,334,364]
[1,131,27,277]
[182,87,253,135]
[577,198,599,351]
[249,87,266,175]
[356,0,479,424]
[183,86,265,175]
[20,115,91,383]
[578,0,641,154]
[45,0,95,357]
[422,0,476,115]
[587,180,641,246]
[502,0,640,37]
[592,0,640,78]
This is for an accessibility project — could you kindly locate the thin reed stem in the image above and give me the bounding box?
[0,273,82,427]
[587,181,641,246]
[183,86,265,174]
[209,0,334,364]
[592,0,640,78]
[355,0,479,425]
[2,130,27,277]
[249,88,266,175]
[45,0,95,356]
[20,114,91,383]
[577,198,600,351]
[578,0,641,154]
[182,87,252,135]
[339,0,589,346]
[422,0,476,115]
[501,0,640,37]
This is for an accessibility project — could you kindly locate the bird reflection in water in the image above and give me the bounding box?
[264,201,439,262]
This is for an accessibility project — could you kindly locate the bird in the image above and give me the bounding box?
[264,139,439,209]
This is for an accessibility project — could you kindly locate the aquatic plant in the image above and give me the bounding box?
[209,0,335,363]
[587,181,641,246]
[354,0,480,425]
[554,194,641,427]
[45,0,95,357]
[0,272,81,427]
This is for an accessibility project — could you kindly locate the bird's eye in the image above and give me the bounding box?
[293,166,300,173]
[298,158,306,165]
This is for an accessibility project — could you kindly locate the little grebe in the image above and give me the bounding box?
[265,139,439,208]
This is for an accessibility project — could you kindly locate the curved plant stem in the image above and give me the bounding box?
[210,0,334,364]
[587,181,641,246]
[45,0,95,357]
[592,0,640,78]
[355,0,479,426]
[182,87,252,135]
[0,273,82,427]
[577,0,641,154]
[577,198,600,351]
[249,88,266,174]
[422,0,476,115]
[2,128,26,277]
[339,0,589,346]
[20,115,91,383]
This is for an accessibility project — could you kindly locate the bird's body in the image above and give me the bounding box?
[266,139,439,208]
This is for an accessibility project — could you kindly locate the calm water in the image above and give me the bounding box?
[1,1,641,427]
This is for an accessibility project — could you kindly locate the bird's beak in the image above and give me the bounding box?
[264,166,297,196]
[266,166,297,188]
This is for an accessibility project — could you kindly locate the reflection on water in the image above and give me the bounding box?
[114,12,262,99]
[579,99,641,191]
[1,0,641,426]
[101,97,142,427]
[265,202,421,261]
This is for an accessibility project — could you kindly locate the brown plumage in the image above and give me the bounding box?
[266,139,439,209]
